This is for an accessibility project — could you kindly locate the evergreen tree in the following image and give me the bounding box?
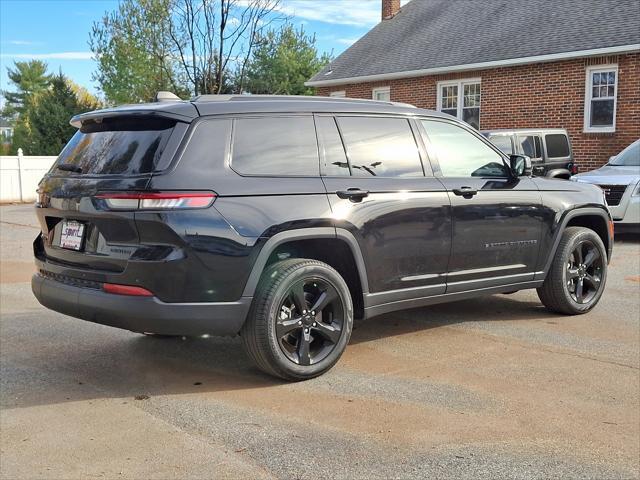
[12,73,99,155]
[1,60,52,118]
[242,25,332,95]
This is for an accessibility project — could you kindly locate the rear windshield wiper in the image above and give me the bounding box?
[56,163,83,174]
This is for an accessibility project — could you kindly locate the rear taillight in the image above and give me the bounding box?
[103,283,154,296]
[95,192,216,210]
[570,163,579,175]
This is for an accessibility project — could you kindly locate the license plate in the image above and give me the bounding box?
[59,220,85,251]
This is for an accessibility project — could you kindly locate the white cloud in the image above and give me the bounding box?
[280,0,412,27]
[0,52,94,60]
[9,40,41,46]
[337,37,359,45]
[280,0,380,27]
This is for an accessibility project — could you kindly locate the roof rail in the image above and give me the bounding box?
[190,94,416,108]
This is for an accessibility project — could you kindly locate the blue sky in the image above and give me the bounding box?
[0,0,393,99]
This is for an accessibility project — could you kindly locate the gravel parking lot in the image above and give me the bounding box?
[1,203,638,479]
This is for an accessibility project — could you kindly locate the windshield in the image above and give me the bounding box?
[487,135,513,155]
[609,140,640,166]
[54,116,176,175]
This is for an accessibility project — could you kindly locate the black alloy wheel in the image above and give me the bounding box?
[565,239,604,304]
[241,259,353,380]
[538,226,608,315]
[276,278,344,366]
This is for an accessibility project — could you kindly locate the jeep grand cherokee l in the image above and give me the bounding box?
[32,95,614,380]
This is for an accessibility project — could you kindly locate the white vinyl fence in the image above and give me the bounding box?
[0,150,57,203]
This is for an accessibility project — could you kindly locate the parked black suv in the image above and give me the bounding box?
[32,95,614,380]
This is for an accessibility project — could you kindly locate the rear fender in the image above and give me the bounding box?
[545,168,572,180]
[241,227,369,297]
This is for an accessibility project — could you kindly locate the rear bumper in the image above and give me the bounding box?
[31,274,251,336]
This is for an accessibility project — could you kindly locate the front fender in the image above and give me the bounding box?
[535,207,613,281]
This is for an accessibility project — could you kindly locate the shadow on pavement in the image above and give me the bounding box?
[2,293,557,409]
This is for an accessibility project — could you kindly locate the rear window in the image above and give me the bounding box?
[231,116,319,176]
[55,116,176,175]
[545,134,571,158]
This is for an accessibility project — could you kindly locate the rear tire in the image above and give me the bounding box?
[537,227,607,315]
[241,259,353,381]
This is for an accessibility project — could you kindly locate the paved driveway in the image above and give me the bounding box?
[1,203,638,479]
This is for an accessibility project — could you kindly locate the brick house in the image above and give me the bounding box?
[307,0,640,170]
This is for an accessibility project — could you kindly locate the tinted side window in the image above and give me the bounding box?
[337,117,423,177]
[232,116,319,176]
[180,119,231,169]
[517,135,542,159]
[545,134,570,158]
[487,135,513,155]
[316,116,350,176]
[421,120,508,177]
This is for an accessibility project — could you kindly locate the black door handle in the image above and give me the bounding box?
[336,188,370,202]
[452,186,478,198]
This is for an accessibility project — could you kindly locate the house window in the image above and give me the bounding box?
[436,79,481,129]
[584,65,618,132]
[372,86,391,101]
[330,91,346,98]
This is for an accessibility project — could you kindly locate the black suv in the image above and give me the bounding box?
[32,95,613,380]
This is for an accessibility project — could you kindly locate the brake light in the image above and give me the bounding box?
[95,192,216,210]
[570,163,579,175]
[103,283,154,296]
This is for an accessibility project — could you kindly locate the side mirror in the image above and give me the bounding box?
[509,154,532,177]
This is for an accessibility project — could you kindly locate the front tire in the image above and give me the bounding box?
[537,227,607,315]
[241,259,353,381]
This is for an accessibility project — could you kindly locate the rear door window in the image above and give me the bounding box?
[336,116,423,177]
[55,116,177,175]
[316,116,350,176]
[231,116,319,176]
[545,134,571,158]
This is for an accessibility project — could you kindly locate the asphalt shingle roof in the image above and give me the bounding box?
[308,0,640,84]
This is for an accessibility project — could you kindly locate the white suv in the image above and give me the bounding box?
[571,139,640,233]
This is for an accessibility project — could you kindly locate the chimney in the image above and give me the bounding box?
[382,0,401,20]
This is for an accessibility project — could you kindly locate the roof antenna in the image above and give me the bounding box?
[155,91,181,102]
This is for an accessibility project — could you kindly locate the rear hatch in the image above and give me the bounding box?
[34,112,191,277]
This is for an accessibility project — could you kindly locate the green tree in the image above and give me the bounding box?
[12,73,100,155]
[90,0,284,103]
[242,24,331,95]
[89,0,184,104]
[1,60,52,118]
